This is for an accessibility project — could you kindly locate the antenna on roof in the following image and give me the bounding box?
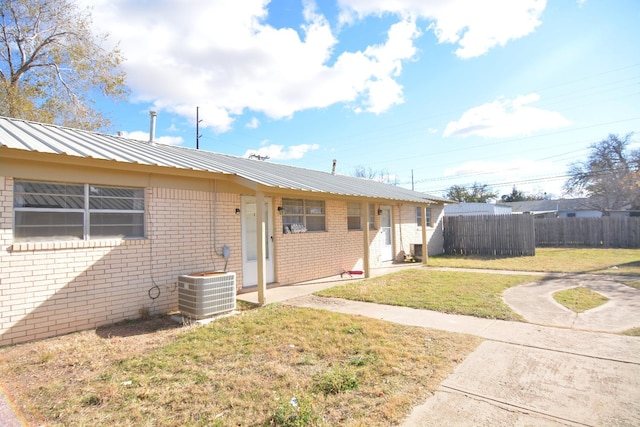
[196,106,203,150]
[248,153,270,161]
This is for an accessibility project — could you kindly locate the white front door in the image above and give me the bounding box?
[241,196,275,287]
[380,206,393,261]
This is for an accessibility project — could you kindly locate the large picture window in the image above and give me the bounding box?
[14,180,145,242]
[282,198,325,233]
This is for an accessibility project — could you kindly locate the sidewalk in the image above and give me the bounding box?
[0,386,27,427]
[3,267,638,426]
[238,267,640,426]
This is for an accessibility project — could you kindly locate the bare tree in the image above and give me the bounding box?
[353,165,398,185]
[564,133,640,211]
[0,0,128,130]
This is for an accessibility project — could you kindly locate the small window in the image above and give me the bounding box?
[416,206,433,227]
[566,212,576,218]
[282,198,326,233]
[369,204,376,230]
[347,202,361,230]
[14,180,145,242]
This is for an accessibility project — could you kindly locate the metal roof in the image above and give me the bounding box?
[0,116,449,204]
[502,198,594,213]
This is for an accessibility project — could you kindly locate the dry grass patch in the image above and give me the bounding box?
[317,269,540,321]
[622,327,640,336]
[0,306,479,426]
[428,248,640,276]
[621,280,640,290]
[552,287,609,313]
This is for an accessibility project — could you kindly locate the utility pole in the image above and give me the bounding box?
[411,169,414,191]
[196,106,202,149]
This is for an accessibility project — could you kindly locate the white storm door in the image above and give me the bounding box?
[241,196,275,287]
[380,206,393,261]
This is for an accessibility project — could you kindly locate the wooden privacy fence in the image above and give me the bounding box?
[535,217,640,248]
[443,215,535,256]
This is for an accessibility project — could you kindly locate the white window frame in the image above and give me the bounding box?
[368,204,377,230]
[282,198,326,233]
[14,180,145,242]
[416,206,432,228]
[347,202,362,230]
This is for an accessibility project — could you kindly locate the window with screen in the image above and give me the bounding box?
[416,206,432,227]
[347,202,361,230]
[282,198,326,233]
[14,180,145,242]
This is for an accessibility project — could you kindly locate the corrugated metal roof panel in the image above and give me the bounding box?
[0,116,450,204]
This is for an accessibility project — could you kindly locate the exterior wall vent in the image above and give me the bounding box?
[410,243,423,261]
[178,272,236,319]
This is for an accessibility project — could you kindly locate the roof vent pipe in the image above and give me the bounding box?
[331,159,337,175]
[149,111,157,143]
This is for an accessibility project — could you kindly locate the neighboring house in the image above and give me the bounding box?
[0,116,449,346]
[503,198,602,218]
[444,202,512,216]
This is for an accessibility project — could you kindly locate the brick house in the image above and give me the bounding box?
[0,116,448,346]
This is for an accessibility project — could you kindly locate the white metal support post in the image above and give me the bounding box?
[362,201,371,278]
[421,204,428,265]
[256,191,267,305]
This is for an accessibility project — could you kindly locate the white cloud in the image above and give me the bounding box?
[118,130,184,146]
[339,0,546,58]
[80,0,547,137]
[246,117,261,129]
[84,0,421,132]
[443,158,564,197]
[443,94,571,138]
[243,143,320,160]
[444,158,554,177]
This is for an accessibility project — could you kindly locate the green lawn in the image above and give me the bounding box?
[317,269,541,321]
[552,287,609,313]
[427,248,640,276]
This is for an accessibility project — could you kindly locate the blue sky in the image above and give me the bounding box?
[85,0,640,200]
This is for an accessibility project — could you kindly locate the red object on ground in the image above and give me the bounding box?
[341,270,364,277]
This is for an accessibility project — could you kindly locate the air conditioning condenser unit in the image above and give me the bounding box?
[178,271,236,319]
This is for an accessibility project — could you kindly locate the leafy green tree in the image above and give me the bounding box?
[501,186,546,202]
[564,133,640,210]
[0,0,127,130]
[445,182,497,202]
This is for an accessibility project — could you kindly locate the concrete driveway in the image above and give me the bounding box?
[272,269,640,426]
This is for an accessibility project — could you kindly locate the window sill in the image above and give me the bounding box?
[282,230,327,235]
[10,238,147,252]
